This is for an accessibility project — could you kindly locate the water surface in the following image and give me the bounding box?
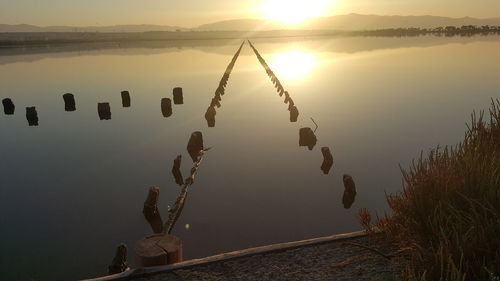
[1,35,500,281]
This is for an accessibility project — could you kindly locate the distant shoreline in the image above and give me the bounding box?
[1,27,500,47]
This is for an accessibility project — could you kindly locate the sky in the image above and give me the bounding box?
[1,0,500,27]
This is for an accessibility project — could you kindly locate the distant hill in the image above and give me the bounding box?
[2,14,500,33]
[196,14,500,31]
[195,19,285,31]
[0,24,186,33]
[302,14,500,30]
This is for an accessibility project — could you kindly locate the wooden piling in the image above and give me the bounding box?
[108,244,129,274]
[289,106,299,122]
[2,98,15,115]
[342,174,357,209]
[205,106,216,128]
[161,98,172,117]
[63,93,76,112]
[321,147,334,174]
[143,186,163,233]
[187,131,204,162]
[299,127,317,150]
[121,91,131,107]
[172,155,184,186]
[135,234,183,267]
[173,87,183,104]
[26,106,39,126]
[97,103,111,120]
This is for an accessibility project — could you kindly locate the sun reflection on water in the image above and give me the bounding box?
[270,50,318,81]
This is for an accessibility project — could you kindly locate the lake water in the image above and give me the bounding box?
[1,35,500,281]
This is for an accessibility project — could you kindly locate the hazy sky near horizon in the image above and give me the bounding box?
[1,0,500,27]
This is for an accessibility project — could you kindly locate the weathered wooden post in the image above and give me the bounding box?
[63,93,76,112]
[2,98,15,115]
[321,147,333,174]
[172,155,184,186]
[161,98,172,117]
[299,127,317,150]
[289,105,299,122]
[173,87,183,104]
[121,91,131,107]
[187,131,204,162]
[204,106,216,128]
[98,103,111,120]
[108,244,129,274]
[26,107,39,126]
[342,174,357,209]
[135,234,183,267]
[143,186,163,233]
[210,97,221,108]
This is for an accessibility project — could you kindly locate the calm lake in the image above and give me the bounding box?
[1,35,500,281]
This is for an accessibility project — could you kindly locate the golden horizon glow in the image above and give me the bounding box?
[270,50,318,80]
[260,0,334,25]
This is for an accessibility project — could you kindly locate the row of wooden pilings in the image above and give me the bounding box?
[245,41,357,207]
[204,41,245,127]
[1,88,184,125]
[108,131,206,274]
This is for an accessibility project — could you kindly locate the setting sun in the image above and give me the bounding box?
[261,0,333,24]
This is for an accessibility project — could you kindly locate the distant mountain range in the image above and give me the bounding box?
[0,24,186,33]
[2,14,500,33]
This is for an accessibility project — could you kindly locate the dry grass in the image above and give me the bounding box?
[367,99,500,281]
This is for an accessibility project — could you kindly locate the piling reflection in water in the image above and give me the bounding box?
[187,131,204,162]
[121,91,131,108]
[63,93,76,112]
[161,98,172,118]
[204,42,245,127]
[342,174,357,209]
[321,147,333,174]
[3,98,15,115]
[98,103,111,120]
[299,127,317,150]
[26,107,39,126]
[172,155,184,186]
[143,186,164,233]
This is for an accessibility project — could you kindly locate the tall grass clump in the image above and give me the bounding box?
[378,99,500,281]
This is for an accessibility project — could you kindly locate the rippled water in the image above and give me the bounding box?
[1,35,500,281]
